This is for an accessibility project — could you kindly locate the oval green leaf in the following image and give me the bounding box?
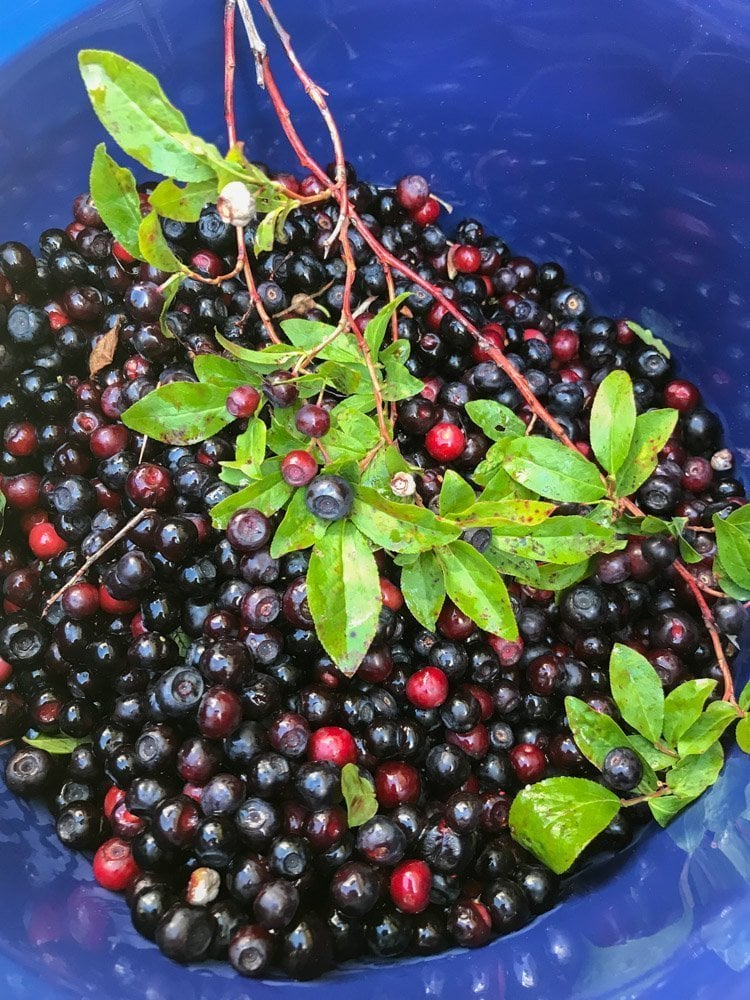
[400,551,446,631]
[437,540,518,640]
[677,700,738,757]
[509,776,621,874]
[614,408,679,497]
[122,382,233,444]
[662,678,717,747]
[89,143,142,259]
[503,436,606,503]
[609,643,665,743]
[713,516,750,591]
[590,370,636,475]
[138,211,184,273]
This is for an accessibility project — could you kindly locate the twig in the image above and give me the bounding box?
[620,786,672,808]
[42,508,155,616]
[224,1,238,146]
[236,0,267,88]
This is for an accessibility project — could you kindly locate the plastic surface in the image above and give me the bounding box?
[1,1,750,997]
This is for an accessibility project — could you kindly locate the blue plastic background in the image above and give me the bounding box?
[1,1,750,997]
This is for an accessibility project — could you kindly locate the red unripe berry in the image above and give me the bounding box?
[509,743,547,783]
[396,174,429,212]
[379,578,403,611]
[411,197,440,226]
[453,245,482,273]
[28,522,67,559]
[226,385,261,419]
[99,584,139,615]
[447,724,490,759]
[523,328,546,342]
[425,302,448,332]
[61,582,100,619]
[130,611,147,638]
[190,249,224,279]
[437,600,476,640]
[460,683,494,721]
[93,838,140,892]
[307,726,358,767]
[4,422,37,457]
[420,376,442,402]
[425,422,466,462]
[90,424,130,459]
[487,634,524,666]
[405,666,449,709]
[0,658,13,684]
[375,761,421,808]
[682,456,712,493]
[299,174,326,197]
[103,786,125,822]
[112,241,135,264]
[551,328,579,363]
[2,473,41,510]
[616,320,636,345]
[663,379,700,412]
[390,859,432,914]
[295,403,330,438]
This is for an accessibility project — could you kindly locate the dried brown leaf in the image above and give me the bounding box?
[89,320,120,377]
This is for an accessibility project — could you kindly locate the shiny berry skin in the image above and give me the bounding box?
[663,379,700,412]
[155,904,215,964]
[226,385,261,419]
[281,450,318,487]
[197,687,242,739]
[425,422,465,462]
[412,198,440,226]
[308,726,358,766]
[295,404,330,438]
[356,815,407,867]
[89,424,130,458]
[305,475,354,521]
[125,282,164,322]
[446,899,492,948]
[395,175,429,212]
[229,924,273,977]
[61,582,99,619]
[5,747,53,796]
[481,878,531,932]
[93,837,140,891]
[389,859,431,914]
[125,464,173,508]
[3,421,37,456]
[226,509,271,552]
[405,666,449,708]
[681,456,712,493]
[28,522,67,559]
[509,743,546,783]
[602,746,642,792]
[375,762,421,808]
[453,245,482,273]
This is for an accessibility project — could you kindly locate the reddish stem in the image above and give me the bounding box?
[224,1,238,146]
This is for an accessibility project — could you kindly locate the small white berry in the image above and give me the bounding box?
[711,448,733,472]
[216,181,257,227]
[390,472,416,498]
[185,866,221,906]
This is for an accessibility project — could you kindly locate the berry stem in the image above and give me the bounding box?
[242,1,735,702]
[224,0,239,147]
[42,507,156,616]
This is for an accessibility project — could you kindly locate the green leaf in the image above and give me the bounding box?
[677,700,738,756]
[122,382,233,444]
[663,679,718,747]
[503,436,606,503]
[307,521,381,676]
[281,319,362,366]
[454,499,554,529]
[565,696,632,769]
[89,143,142,259]
[628,734,677,772]
[590,370,636,475]
[649,793,693,827]
[667,741,724,799]
[215,333,303,372]
[713,516,750,591]
[210,472,292,528]
[491,516,620,565]
[613,514,670,535]
[158,271,183,339]
[509,777,621,874]
[254,205,283,253]
[351,487,461,553]
[609,643,665,743]
[380,349,426,401]
[23,734,87,755]
[138,211,184,273]
[235,418,267,468]
[437,540,518,639]
[340,763,378,827]
[149,177,216,222]
[626,320,671,359]
[478,466,517,500]
[614,408,679,497]
[266,405,307,455]
[736,716,750,753]
[78,50,213,181]
[439,471,476,517]
[739,681,750,712]
[534,559,593,591]
[400,551,446,630]
[364,292,410,357]
[677,532,703,565]
[269,488,326,558]
[192,355,255,389]
[713,553,750,601]
[464,399,525,440]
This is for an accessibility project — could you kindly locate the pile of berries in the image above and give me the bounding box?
[0,167,744,980]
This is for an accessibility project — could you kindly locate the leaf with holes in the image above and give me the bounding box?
[351,487,461,553]
[464,399,526,441]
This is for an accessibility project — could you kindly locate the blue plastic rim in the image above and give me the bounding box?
[1,1,750,997]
